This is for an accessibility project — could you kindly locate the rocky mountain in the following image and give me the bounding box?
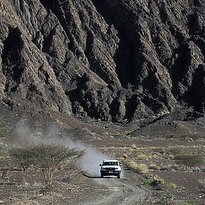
[0,0,204,122]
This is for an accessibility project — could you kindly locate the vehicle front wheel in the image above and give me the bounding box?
[101,174,104,178]
[117,174,120,179]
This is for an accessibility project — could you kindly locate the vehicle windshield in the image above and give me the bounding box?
[103,161,118,166]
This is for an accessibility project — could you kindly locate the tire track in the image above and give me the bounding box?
[82,174,150,205]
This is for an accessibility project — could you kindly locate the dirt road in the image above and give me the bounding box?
[81,171,150,205]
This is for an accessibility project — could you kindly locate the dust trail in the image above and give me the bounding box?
[77,146,109,177]
[10,122,112,177]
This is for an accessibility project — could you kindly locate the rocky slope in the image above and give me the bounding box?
[0,0,204,122]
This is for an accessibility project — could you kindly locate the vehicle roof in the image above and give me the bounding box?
[103,159,119,162]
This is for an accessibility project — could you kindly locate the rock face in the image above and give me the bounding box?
[0,0,204,121]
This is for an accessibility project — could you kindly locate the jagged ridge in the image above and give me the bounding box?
[0,0,204,121]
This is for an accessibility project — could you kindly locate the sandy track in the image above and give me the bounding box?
[81,172,150,205]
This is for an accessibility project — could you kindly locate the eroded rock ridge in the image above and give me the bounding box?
[0,0,204,121]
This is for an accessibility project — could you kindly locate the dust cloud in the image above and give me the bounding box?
[10,122,111,177]
[77,147,109,177]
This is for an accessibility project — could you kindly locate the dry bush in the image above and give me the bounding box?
[123,153,128,159]
[131,144,137,149]
[168,154,174,160]
[136,164,148,174]
[155,176,165,185]
[152,147,166,155]
[126,160,148,174]
[137,154,150,160]
[126,160,136,168]
[159,164,173,171]
[148,163,161,170]
[152,154,159,159]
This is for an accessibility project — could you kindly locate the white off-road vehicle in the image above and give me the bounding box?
[99,159,121,178]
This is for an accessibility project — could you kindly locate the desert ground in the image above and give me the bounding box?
[0,107,205,205]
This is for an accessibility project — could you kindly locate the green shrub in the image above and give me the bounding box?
[20,191,28,202]
[144,178,154,186]
[178,202,197,205]
[9,147,35,171]
[9,144,83,185]
[169,182,177,189]
[144,175,165,186]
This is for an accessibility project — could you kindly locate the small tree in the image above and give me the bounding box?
[9,147,35,171]
[9,144,82,185]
